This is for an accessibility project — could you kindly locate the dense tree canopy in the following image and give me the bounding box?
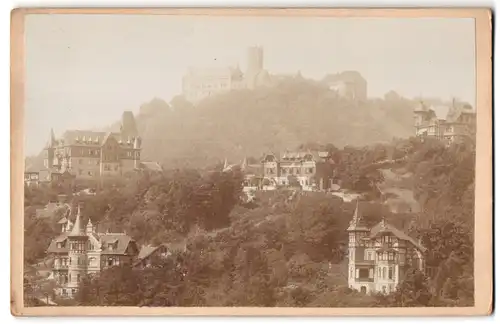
[25,137,476,307]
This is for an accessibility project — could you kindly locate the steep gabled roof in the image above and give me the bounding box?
[46,233,69,253]
[135,241,187,266]
[347,201,370,232]
[369,220,426,252]
[100,234,136,255]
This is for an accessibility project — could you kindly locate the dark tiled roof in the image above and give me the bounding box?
[370,221,426,252]
[137,241,187,261]
[137,245,158,260]
[99,234,136,255]
[58,130,138,148]
[46,231,136,256]
[46,233,69,253]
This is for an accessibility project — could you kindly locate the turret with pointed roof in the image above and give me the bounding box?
[86,217,94,234]
[347,200,369,232]
[68,204,86,237]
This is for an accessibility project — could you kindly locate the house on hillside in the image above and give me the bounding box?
[46,205,139,298]
[414,100,476,145]
[260,151,335,191]
[346,201,426,295]
[24,171,40,187]
[134,242,187,269]
[43,111,142,182]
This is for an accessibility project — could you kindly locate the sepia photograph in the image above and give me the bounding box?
[11,8,492,316]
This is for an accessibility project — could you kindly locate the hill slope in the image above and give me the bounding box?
[136,79,415,168]
[26,79,415,171]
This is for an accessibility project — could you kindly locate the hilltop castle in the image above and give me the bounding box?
[181,46,273,104]
[182,46,369,104]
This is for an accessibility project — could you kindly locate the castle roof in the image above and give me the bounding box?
[323,71,366,84]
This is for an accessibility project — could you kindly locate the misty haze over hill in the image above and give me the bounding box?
[113,79,416,169]
[27,76,473,172]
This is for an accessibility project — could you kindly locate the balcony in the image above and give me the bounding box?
[355,278,374,283]
[53,264,69,270]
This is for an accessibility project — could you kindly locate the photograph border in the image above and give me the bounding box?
[10,7,493,317]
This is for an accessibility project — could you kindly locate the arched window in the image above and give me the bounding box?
[88,257,97,267]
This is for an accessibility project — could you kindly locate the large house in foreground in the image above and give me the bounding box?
[347,201,426,295]
[46,205,139,298]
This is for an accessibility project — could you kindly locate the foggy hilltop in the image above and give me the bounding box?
[88,78,414,168]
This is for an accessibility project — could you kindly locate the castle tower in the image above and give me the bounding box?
[246,46,264,74]
[120,111,138,138]
[66,204,88,297]
[346,201,370,291]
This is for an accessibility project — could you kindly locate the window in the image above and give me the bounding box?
[389,267,393,280]
[366,252,372,260]
[369,268,374,279]
[77,274,80,282]
[359,268,369,279]
[389,252,394,261]
[308,168,314,174]
[378,267,381,278]
[383,267,387,279]
[107,258,114,266]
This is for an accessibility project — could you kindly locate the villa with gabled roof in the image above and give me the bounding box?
[347,201,426,295]
[260,150,335,191]
[46,204,139,298]
[413,100,476,145]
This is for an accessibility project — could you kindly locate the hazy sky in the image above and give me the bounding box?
[25,14,476,155]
